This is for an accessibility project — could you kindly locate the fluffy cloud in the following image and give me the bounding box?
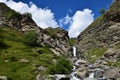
[68,9,94,38]
[59,14,72,27]
[0,0,94,38]
[0,0,58,29]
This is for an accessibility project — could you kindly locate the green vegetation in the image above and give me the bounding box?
[23,31,38,46]
[106,58,120,68]
[0,26,72,80]
[48,57,72,74]
[4,9,22,20]
[86,47,107,63]
[68,38,77,46]
[109,0,120,13]
[114,43,120,49]
[43,27,58,39]
[100,8,106,14]
[23,12,32,17]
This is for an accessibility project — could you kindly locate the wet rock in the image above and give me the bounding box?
[76,68,88,79]
[36,74,53,80]
[75,59,88,66]
[94,70,103,78]
[104,68,120,79]
[83,78,96,80]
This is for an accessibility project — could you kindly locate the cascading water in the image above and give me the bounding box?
[70,46,80,80]
[72,46,77,57]
[70,72,80,80]
[89,72,94,78]
[70,47,95,80]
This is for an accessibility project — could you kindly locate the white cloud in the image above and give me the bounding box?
[68,9,94,38]
[0,0,94,38]
[0,0,58,29]
[59,14,72,27]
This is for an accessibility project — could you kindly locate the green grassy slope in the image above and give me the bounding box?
[0,26,72,80]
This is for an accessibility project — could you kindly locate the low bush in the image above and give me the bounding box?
[23,31,38,46]
[48,57,72,74]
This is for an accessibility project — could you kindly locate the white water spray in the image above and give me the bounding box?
[89,72,94,78]
[70,72,80,80]
[73,46,76,57]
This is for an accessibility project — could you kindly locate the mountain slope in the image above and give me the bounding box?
[77,0,120,66]
[0,3,73,80]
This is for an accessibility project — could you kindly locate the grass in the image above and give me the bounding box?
[0,26,72,80]
[106,58,120,68]
[68,38,77,46]
[86,47,107,63]
[114,43,120,49]
[108,0,120,13]
[43,27,58,39]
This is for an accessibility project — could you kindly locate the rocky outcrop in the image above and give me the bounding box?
[76,1,120,79]
[0,76,7,80]
[0,3,73,56]
[37,27,72,56]
[0,3,38,32]
[77,0,120,60]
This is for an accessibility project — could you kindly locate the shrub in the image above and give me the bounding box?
[4,10,22,20]
[23,12,32,17]
[100,8,106,14]
[68,38,77,46]
[86,47,107,63]
[48,57,72,74]
[23,31,38,46]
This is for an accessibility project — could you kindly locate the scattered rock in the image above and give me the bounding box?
[0,76,7,80]
[117,78,120,80]
[104,68,120,79]
[76,68,88,79]
[104,48,116,57]
[83,78,96,80]
[4,60,9,63]
[37,66,46,71]
[75,59,88,66]
[19,59,29,63]
[94,70,103,78]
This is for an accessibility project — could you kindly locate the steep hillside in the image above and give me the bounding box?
[77,0,120,66]
[0,25,72,80]
[0,3,73,57]
[0,3,73,80]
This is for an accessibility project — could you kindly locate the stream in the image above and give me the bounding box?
[37,46,118,80]
[70,46,106,80]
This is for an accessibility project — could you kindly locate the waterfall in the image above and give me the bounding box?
[70,72,80,80]
[73,46,76,57]
[89,72,94,78]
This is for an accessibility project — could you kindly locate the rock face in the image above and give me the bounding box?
[0,3,72,56]
[37,27,71,56]
[0,3,38,32]
[76,0,120,79]
[77,0,120,61]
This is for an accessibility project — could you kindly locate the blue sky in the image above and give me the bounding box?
[14,0,112,19]
[0,0,113,37]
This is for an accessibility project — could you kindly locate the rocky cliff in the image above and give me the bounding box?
[70,1,120,79]
[0,3,73,80]
[37,27,71,56]
[0,3,72,57]
[77,0,120,68]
